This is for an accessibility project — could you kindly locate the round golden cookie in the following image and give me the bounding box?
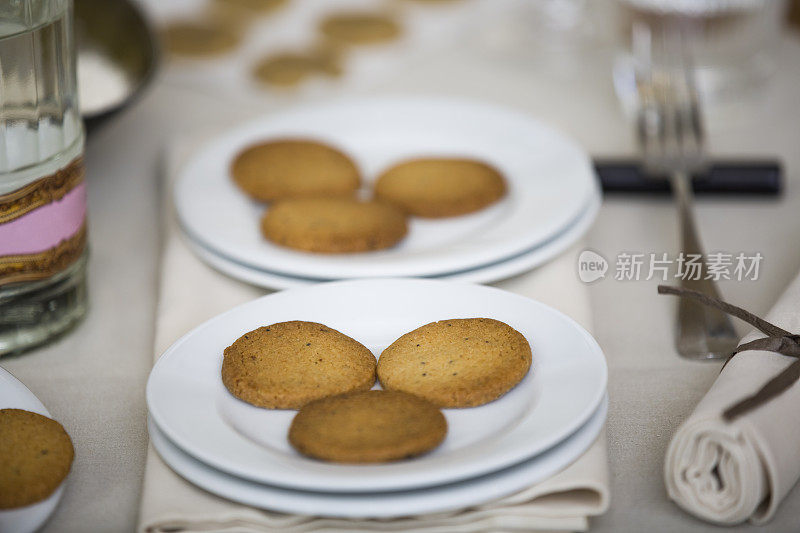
[319,13,402,46]
[221,321,377,409]
[260,197,408,253]
[374,158,507,218]
[230,140,360,202]
[288,390,447,463]
[162,21,240,58]
[377,318,531,408]
[0,409,75,509]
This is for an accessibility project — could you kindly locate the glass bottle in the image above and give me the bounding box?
[0,0,87,356]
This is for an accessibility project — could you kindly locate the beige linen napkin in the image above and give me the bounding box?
[665,270,800,525]
[137,141,609,532]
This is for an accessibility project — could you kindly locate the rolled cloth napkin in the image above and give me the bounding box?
[136,139,610,532]
[664,271,800,525]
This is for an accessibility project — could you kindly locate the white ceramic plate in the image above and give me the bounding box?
[183,187,600,290]
[0,367,66,533]
[147,279,607,493]
[149,395,607,519]
[174,97,597,279]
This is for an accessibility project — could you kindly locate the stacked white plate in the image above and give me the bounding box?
[174,97,601,290]
[146,278,608,517]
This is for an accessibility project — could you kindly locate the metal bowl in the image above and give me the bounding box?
[75,0,159,131]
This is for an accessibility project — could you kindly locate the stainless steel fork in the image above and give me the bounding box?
[635,31,739,360]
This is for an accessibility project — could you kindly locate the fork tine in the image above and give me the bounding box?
[685,78,706,165]
[633,21,708,177]
[675,31,707,169]
[680,31,707,155]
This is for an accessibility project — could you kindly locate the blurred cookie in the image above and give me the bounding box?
[252,53,318,87]
[231,140,360,201]
[377,318,531,407]
[403,0,464,4]
[163,21,240,57]
[0,409,75,509]
[374,158,507,218]
[319,12,401,46]
[209,0,289,31]
[261,197,408,253]
[213,0,288,15]
[252,48,342,88]
[289,390,447,463]
[221,321,377,409]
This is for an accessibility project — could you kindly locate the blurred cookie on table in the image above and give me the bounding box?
[208,0,289,31]
[213,0,289,16]
[163,0,289,58]
[162,20,241,58]
[252,46,343,88]
[252,52,321,87]
[319,11,402,46]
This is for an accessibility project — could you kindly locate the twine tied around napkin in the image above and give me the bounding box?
[658,285,800,422]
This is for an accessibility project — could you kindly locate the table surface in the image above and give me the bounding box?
[4,15,800,533]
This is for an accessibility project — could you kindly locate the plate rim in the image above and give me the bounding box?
[0,367,50,416]
[146,278,608,493]
[147,395,608,519]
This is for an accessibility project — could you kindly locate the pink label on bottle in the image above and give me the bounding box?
[0,157,87,286]
[0,182,86,256]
